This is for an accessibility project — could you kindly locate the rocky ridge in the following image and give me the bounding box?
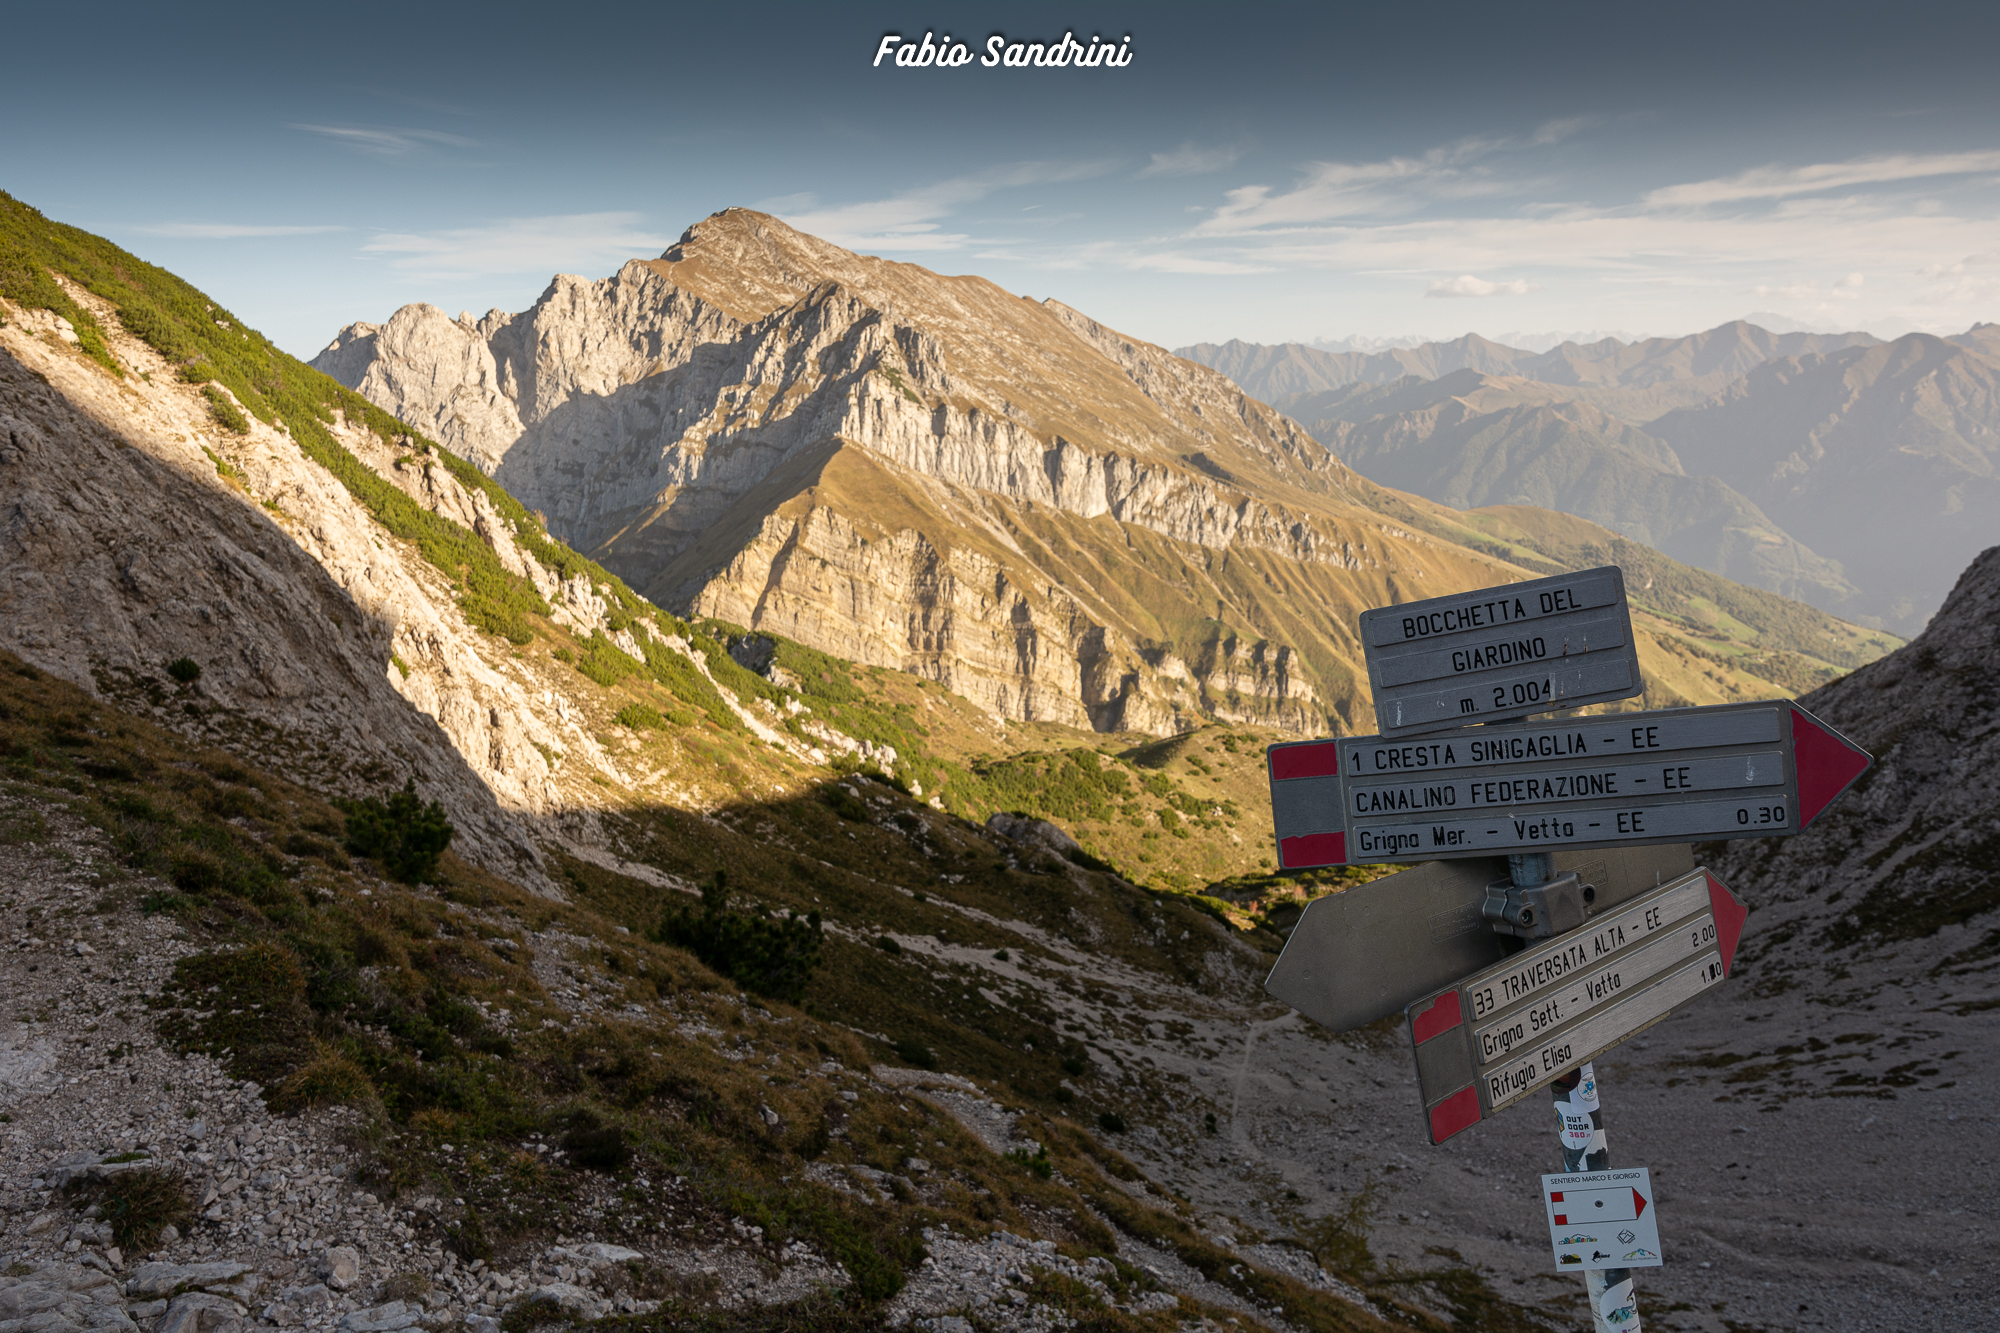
[1709,542,2000,959]
[312,210,1555,736]
[0,273,841,891]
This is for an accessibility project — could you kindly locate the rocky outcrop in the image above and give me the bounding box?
[0,282,773,888]
[313,210,1477,736]
[1710,544,2000,938]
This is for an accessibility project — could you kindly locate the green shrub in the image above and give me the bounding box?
[874,934,901,956]
[1096,1111,1127,1134]
[201,386,249,434]
[277,1046,374,1109]
[165,657,201,684]
[613,702,665,730]
[0,237,119,376]
[1006,1145,1053,1179]
[64,1167,191,1251]
[826,786,871,821]
[1305,1178,1381,1280]
[575,633,641,688]
[653,871,823,1004]
[893,1038,935,1070]
[339,778,454,884]
[562,1124,630,1172]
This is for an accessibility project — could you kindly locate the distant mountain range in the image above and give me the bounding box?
[1180,322,2000,635]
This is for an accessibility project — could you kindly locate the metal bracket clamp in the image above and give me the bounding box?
[1482,870,1595,939]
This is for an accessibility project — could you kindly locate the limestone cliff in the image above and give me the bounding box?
[315,211,1521,736]
[0,277,802,889]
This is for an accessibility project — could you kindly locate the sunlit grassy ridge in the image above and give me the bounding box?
[0,190,701,658]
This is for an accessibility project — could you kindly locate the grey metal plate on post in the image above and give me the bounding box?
[1270,699,1870,868]
[1263,842,1694,1033]
[1359,567,1640,737]
[1405,866,1746,1143]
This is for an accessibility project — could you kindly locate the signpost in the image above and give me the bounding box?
[1261,566,1876,1333]
[1267,699,1872,870]
[1264,844,1696,1032]
[1544,1168,1662,1271]
[1358,567,1640,736]
[1404,867,1746,1143]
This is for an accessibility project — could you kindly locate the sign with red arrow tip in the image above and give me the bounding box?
[1407,867,1747,1142]
[1543,1168,1662,1271]
[1267,700,1871,869]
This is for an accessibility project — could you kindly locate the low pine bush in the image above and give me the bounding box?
[653,871,823,1003]
[338,778,454,884]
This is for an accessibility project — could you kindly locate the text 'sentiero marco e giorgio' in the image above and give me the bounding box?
[874,31,1133,68]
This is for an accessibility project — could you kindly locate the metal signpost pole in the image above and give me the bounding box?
[1552,1063,1636,1331]
[1263,571,1872,1328]
[1513,850,1639,1330]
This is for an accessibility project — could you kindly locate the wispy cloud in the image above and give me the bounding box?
[131,223,345,239]
[1644,150,2000,207]
[289,123,480,156]
[1529,117,1594,146]
[1033,241,1269,275]
[1919,250,2000,276]
[776,160,1115,251]
[1196,138,1521,234]
[360,213,670,279]
[1426,274,1539,298]
[1138,143,1242,178]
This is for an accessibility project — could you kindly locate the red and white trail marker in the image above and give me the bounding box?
[1543,1168,1662,1271]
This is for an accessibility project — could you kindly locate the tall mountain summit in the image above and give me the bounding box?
[314,211,1885,736]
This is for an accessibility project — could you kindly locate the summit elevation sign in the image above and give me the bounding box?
[1359,567,1641,737]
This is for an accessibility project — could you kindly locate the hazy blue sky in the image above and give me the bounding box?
[6,1,1998,357]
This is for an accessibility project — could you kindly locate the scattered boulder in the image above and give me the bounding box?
[985,812,1081,860]
[0,1263,138,1333]
[318,1246,362,1292]
[154,1292,247,1333]
[509,1282,607,1322]
[550,1243,643,1266]
[335,1300,423,1332]
[125,1261,252,1299]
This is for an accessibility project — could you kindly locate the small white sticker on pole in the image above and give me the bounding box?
[1543,1167,1662,1271]
[1556,1103,1594,1152]
[1572,1063,1601,1112]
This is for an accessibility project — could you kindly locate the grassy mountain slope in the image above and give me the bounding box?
[0,647,1522,1332]
[1460,506,1899,698]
